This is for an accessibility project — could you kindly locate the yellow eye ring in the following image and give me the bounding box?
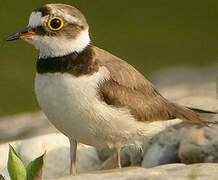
[47,17,64,31]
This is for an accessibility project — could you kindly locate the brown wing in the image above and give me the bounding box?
[94,46,206,126]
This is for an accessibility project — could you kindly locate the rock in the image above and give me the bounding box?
[142,123,218,168]
[142,124,186,168]
[0,112,57,144]
[0,133,102,179]
[55,163,218,180]
[175,96,218,113]
[5,126,218,179]
[99,144,143,170]
[179,126,218,164]
[142,143,179,168]
[99,121,218,170]
[151,65,218,113]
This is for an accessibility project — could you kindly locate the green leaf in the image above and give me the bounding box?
[26,152,45,180]
[7,144,26,180]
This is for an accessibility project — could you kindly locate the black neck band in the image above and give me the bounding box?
[36,45,98,76]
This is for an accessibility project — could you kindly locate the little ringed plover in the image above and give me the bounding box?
[6,3,206,175]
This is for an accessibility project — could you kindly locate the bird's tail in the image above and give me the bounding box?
[170,103,208,127]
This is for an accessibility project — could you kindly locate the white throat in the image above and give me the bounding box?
[26,29,90,58]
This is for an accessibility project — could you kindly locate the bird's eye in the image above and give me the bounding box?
[47,17,64,31]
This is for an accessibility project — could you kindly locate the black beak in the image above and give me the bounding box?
[5,27,35,41]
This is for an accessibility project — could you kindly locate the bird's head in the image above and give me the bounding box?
[6,4,90,58]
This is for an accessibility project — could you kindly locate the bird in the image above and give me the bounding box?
[6,3,206,175]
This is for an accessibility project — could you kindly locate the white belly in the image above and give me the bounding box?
[35,68,182,148]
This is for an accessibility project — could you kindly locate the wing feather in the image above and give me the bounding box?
[94,46,206,126]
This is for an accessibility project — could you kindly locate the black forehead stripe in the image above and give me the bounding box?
[33,26,48,36]
[35,6,50,16]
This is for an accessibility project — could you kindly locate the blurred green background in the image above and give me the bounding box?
[0,0,218,117]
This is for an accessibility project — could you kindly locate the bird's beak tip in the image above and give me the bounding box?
[5,28,35,42]
[5,34,20,42]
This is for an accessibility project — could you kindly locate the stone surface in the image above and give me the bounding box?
[0,112,57,143]
[142,141,179,168]
[55,163,218,180]
[142,124,189,168]
[179,126,218,164]
[0,133,102,180]
[142,123,218,168]
[98,144,143,170]
[151,65,218,113]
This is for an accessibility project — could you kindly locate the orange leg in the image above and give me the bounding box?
[70,139,77,175]
[117,148,122,168]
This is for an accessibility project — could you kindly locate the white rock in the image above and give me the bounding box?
[0,133,102,179]
[55,163,218,180]
[152,65,218,112]
[0,112,56,144]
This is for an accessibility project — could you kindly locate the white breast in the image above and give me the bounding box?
[35,67,182,148]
